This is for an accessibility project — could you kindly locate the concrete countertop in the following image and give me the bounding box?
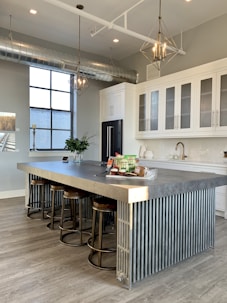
[17,160,227,202]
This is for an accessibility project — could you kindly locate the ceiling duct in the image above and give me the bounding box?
[0,36,138,84]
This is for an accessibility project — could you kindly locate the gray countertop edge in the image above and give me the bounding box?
[17,161,227,202]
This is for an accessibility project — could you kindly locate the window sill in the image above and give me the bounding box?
[29,150,71,157]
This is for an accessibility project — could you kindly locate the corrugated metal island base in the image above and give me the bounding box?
[117,189,215,288]
[17,161,227,289]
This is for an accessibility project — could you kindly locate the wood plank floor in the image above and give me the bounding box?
[0,197,227,303]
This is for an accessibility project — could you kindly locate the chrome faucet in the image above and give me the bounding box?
[175,141,187,160]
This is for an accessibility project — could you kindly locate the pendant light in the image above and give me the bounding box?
[140,0,181,71]
[75,4,88,93]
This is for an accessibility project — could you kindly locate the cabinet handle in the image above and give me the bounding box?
[106,126,109,157]
[106,126,113,157]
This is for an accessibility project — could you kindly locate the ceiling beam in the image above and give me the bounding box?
[42,0,186,55]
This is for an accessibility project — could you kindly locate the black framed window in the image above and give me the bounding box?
[29,67,73,150]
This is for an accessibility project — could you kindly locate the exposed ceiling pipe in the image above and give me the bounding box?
[43,0,186,56]
[0,36,138,83]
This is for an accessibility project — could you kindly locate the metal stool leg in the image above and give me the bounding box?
[87,197,117,270]
[59,189,91,247]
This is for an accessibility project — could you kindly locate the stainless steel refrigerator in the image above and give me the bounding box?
[101,119,123,162]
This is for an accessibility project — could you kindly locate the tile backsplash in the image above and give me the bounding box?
[139,137,227,163]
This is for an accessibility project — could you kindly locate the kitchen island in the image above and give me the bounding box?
[17,160,227,289]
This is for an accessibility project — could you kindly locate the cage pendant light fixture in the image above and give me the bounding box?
[140,0,182,71]
[152,0,166,62]
[74,4,88,93]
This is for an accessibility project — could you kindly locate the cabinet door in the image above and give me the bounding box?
[165,86,175,130]
[138,93,147,131]
[149,90,159,131]
[199,77,213,128]
[100,88,124,121]
[219,73,227,127]
[164,81,192,133]
[214,72,227,134]
[180,83,191,129]
[136,88,161,137]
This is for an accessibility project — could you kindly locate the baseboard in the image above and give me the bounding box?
[216,210,225,218]
[0,189,25,199]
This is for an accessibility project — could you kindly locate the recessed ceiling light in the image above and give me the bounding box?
[113,38,119,43]
[185,0,192,2]
[30,9,37,15]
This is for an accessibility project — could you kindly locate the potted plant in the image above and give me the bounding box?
[65,135,90,162]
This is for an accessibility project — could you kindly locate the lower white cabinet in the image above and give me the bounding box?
[140,159,227,219]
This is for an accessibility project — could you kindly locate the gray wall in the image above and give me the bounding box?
[0,61,29,194]
[76,79,109,161]
[0,60,107,198]
[120,13,227,82]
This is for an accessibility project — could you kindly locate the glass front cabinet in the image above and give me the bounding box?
[195,73,216,135]
[137,87,162,138]
[136,59,227,139]
[136,80,194,138]
[164,80,193,135]
[196,71,227,136]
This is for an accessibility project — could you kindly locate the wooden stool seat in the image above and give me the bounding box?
[93,199,117,211]
[63,189,87,200]
[87,196,117,270]
[30,179,48,186]
[59,188,91,247]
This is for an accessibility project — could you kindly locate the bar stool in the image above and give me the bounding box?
[87,196,117,270]
[59,187,91,247]
[46,182,65,230]
[27,177,49,219]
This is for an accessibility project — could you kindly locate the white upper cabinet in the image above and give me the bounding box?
[100,84,125,122]
[136,83,163,138]
[194,69,227,136]
[136,58,227,139]
[163,78,195,136]
[194,73,216,136]
[136,77,195,138]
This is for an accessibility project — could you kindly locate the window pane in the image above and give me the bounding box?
[30,88,50,108]
[30,129,51,149]
[52,110,71,129]
[52,130,71,149]
[30,108,51,129]
[30,67,50,88]
[52,71,71,92]
[29,67,72,151]
[52,91,70,110]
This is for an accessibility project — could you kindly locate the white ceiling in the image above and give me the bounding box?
[0,0,227,61]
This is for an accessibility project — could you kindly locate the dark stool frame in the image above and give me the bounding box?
[59,188,91,247]
[87,197,117,270]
